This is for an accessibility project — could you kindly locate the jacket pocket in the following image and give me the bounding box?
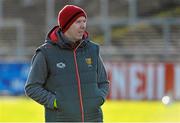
[97,89,105,105]
[55,89,64,111]
[83,97,103,114]
[57,100,80,115]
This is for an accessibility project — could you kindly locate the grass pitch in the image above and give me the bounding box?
[0,96,180,122]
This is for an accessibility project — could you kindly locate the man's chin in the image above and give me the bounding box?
[77,36,83,40]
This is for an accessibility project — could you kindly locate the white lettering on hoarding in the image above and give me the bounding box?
[105,62,180,100]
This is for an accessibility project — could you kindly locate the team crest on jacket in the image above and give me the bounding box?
[85,58,92,67]
[56,62,66,69]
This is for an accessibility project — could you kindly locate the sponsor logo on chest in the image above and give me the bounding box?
[56,62,66,69]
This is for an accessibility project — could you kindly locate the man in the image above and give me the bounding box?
[25,5,109,122]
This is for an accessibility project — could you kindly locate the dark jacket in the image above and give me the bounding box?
[25,26,109,122]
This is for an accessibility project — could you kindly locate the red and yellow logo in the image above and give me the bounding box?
[85,58,92,66]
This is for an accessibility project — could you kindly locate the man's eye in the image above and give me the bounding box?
[76,20,86,24]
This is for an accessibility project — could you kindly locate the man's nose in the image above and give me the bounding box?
[80,22,86,29]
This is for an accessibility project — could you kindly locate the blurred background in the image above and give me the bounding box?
[0,0,180,122]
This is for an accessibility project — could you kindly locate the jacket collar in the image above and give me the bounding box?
[46,26,89,50]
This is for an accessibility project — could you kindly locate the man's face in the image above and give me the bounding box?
[64,16,87,42]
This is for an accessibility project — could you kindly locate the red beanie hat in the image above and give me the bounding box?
[58,5,87,33]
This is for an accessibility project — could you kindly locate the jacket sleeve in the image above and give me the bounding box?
[25,51,56,110]
[97,48,110,102]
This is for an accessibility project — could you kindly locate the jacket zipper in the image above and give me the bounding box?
[73,41,84,122]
